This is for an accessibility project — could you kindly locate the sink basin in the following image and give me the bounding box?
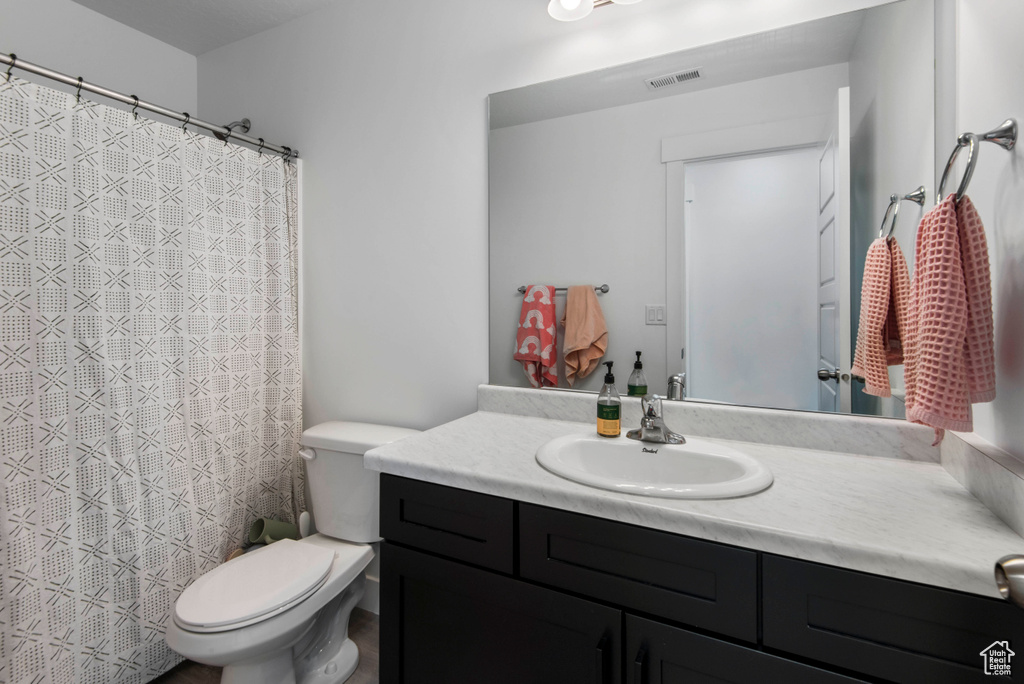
[536,433,773,499]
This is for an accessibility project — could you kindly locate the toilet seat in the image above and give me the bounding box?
[174,539,336,633]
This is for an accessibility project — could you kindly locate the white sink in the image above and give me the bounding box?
[536,433,773,499]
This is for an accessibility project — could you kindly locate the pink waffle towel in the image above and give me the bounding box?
[514,285,558,388]
[904,195,995,441]
[851,237,911,396]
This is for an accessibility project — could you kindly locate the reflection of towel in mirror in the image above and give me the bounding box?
[851,237,910,397]
[514,285,558,387]
[562,286,608,386]
[904,195,995,443]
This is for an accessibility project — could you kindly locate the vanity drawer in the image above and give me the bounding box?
[626,615,865,683]
[380,475,514,573]
[519,504,758,643]
[763,555,1024,683]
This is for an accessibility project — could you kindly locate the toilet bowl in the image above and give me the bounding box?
[166,534,372,684]
[166,421,420,684]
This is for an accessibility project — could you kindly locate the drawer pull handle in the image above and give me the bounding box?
[633,646,647,684]
[595,635,610,684]
[996,555,1024,609]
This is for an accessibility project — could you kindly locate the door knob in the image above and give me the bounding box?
[817,368,840,382]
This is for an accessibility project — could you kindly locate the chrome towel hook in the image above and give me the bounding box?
[937,119,1018,205]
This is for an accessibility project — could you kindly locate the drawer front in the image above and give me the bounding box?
[763,554,1024,683]
[520,504,758,643]
[380,475,514,573]
[626,615,865,684]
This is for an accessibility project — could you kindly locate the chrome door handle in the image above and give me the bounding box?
[817,368,840,383]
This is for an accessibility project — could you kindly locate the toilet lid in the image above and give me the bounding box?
[175,539,335,632]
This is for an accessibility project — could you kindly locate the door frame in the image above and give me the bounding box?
[663,114,833,388]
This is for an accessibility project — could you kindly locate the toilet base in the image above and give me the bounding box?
[219,638,358,684]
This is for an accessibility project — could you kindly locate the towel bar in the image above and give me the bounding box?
[516,284,609,294]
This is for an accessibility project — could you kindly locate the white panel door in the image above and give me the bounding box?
[817,88,852,413]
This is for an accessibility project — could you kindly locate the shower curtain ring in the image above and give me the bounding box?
[181,113,190,132]
[281,146,292,160]
[130,95,139,120]
[5,54,15,82]
[257,138,265,156]
[75,76,83,103]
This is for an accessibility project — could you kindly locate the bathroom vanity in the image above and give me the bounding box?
[368,388,1024,684]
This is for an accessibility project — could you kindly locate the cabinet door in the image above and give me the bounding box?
[626,615,865,684]
[381,542,622,684]
[763,555,1024,683]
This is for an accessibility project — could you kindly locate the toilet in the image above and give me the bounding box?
[166,421,419,684]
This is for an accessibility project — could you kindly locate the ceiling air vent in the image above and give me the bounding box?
[644,67,702,91]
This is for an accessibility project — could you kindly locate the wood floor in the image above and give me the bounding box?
[152,607,380,684]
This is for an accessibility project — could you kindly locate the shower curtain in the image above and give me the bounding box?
[0,76,304,683]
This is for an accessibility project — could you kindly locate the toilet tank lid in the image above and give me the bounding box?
[300,421,421,453]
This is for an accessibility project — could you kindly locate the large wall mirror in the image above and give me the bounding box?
[488,0,937,419]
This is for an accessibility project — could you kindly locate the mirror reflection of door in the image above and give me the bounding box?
[684,147,820,411]
[682,88,851,413]
[816,88,852,413]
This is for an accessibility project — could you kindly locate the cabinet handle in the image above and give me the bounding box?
[595,635,610,684]
[633,646,647,684]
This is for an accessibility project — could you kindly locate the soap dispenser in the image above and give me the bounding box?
[597,361,621,438]
[627,351,648,396]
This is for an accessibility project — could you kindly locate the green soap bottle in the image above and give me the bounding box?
[597,361,621,438]
[627,351,648,397]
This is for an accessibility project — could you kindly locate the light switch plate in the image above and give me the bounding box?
[645,305,666,325]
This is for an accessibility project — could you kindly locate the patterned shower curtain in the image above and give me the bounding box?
[0,76,304,683]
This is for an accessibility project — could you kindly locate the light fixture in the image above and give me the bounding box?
[547,0,643,22]
[547,0,593,22]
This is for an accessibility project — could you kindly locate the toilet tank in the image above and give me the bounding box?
[299,421,420,543]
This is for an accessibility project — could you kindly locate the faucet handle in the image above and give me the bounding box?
[641,394,664,418]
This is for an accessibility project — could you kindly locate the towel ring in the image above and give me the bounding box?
[937,133,977,205]
[936,119,1018,205]
[878,186,926,240]
[879,194,900,240]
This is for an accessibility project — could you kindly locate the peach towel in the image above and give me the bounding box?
[562,286,608,386]
[904,195,995,441]
[851,237,911,396]
[514,285,558,388]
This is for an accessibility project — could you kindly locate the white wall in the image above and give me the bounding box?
[0,0,196,116]
[488,64,847,394]
[686,147,820,410]
[954,0,1024,461]
[196,0,893,431]
[847,0,934,418]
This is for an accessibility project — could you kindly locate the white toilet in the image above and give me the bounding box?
[166,421,419,684]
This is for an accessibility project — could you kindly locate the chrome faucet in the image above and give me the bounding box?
[667,373,686,400]
[627,394,686,445]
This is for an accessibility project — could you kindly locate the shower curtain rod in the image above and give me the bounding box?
[1,52,299,160]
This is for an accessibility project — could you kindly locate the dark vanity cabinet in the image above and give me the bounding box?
[379,474,1023,683]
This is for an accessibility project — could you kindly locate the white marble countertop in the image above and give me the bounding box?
[365,410,1024,599]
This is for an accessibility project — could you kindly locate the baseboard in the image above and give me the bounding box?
[358,574,380,614]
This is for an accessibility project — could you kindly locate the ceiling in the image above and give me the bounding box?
[70,0,338,55]
[489,9,867,129]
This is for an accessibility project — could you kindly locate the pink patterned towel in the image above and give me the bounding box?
[904,195,995,441]
[851,237,911,397]
[514,285,558,387]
